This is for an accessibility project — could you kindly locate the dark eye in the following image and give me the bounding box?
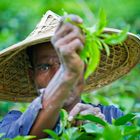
[36,64,52,71]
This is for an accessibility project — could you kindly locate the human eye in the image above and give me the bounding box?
[36,64,52,71]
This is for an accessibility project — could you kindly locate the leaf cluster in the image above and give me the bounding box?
[42,110,140,140]
[64,10,128,79]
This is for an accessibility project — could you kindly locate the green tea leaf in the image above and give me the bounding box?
[95,39,103,50]
[82,122,103,134]
[13,136,36,140]
[102,125,122,140]
[43,129,59,140]
[59,109,69,134]
[122,125,140,136]
[61,127,81,140]
[95,9,107,35]
[114,113,136,126]
[0,133,4,138]
[101,40,110,56]
[63,10,128,80]
[104,28,128,45]
[134,112,140,118]
[76,114,107,127]
[84,42,100,79]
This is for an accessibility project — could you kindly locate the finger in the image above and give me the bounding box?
[54,38,84,75]
[52,23,73,43]
[68,105,81,121]
[78,106,102,117]
[68,103,92,121]
[64,38,84,53]
[97,112,105,120]
[78,107,100,115]
[80,108,104,120]
[92,107,101,115]
[80,110,94,116]
[58,29,85,45]
[55,15,83,33]
[64,14,83,24]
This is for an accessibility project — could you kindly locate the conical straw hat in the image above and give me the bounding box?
[0,10,140,102]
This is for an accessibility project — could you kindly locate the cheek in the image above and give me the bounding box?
[34,68,58,88]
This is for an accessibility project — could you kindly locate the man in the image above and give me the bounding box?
[0,11,140,139]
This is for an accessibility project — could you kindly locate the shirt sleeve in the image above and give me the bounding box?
[0,95,43,139]
[97,104,124,124]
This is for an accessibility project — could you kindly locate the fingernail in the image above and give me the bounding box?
[68,116,73,121]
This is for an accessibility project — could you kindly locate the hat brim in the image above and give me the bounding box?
[0,28,140,102]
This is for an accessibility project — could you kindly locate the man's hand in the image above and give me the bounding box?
[51,15,85,80]
[68,103,105,125]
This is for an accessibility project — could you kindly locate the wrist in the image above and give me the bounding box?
[41,66,81,109]
[61,66,81,85]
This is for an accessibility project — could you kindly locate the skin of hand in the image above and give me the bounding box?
[68,103,105,126]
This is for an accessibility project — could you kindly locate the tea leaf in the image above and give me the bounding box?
[84,41,100,79]
[13,136,36,140]
[76,114,107,127]
[59,109,70,134]
[114,113,136,126]
[104,27,128,45]
[94,9,107,35]
[122,125,140,136]
[43,129,59,140]
[61,127,81,140]
[101,40,110,56]
[0,133,4,138]
[82,122,103,134]
[63,10,128,79]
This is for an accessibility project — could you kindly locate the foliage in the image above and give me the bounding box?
[65,9,128,79]
[40,109,140,140]
[0,0,140,139]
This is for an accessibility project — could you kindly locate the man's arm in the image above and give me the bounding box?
[29,15,85,139]
[29,66,79,138]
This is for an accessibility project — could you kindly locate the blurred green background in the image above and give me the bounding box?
[0,0,140,119]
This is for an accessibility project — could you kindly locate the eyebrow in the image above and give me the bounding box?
[41,55,58,60]
[36,55,59,62]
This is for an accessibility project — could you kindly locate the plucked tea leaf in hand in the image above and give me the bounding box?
[104,27,129,45]
[63,10,128,79]
[94,9,107,35]
[83,41,100,79]
[101,40,110,56]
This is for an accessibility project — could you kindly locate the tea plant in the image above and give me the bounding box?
[43,109,140,140]
[64,10,128,79]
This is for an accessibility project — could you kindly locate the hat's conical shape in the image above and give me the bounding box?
[0,10,140,102]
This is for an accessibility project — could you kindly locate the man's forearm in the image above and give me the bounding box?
[29,66,79,139]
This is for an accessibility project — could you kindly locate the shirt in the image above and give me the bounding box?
[0,95,123,139]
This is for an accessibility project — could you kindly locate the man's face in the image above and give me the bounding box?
[30,42,84,107]
[32,42,60,89]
